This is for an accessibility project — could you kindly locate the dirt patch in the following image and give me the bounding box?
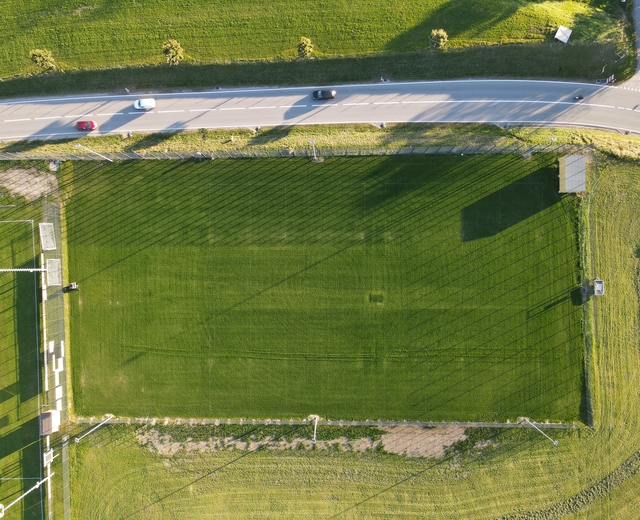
[380,425,467,458]
[137,429,382,456]
[137,425,466,459]
[0,168,57,201]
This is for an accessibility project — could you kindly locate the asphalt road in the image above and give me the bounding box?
[1,79,640,141]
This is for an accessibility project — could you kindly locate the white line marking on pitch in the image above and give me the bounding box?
[96,112,124,116]
[158,110,185,113]
[4,118,31,122]
[35,116,62,120]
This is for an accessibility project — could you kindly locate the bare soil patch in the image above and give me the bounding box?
[380,425,467,458]
[0,168,57,201]
[137,425,467,459]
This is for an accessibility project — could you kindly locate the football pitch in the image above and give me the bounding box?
[66,154,583,422]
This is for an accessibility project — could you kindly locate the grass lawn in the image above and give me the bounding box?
[0,201,44,519]
[64,156,640,519]
[66,154,582,422]
[0,0,622,77]
[0,0,631,97]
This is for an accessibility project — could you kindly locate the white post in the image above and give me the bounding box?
[0,473,54,518]
[74,415,114,443]
[523,418,558,446]
[310,140,317,160]
[75,144,113,162]
[308,415,319,445]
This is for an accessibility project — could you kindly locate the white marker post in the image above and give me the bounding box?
[75,143,113,163]
[310,141,324,163]
[308,415,320,445]
[522,418,558,446]
[74,415,114,444]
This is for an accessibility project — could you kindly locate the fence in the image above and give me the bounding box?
[0,143,585,162]
[75,415,579,430]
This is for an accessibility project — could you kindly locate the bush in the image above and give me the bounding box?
[30,49,55,70]
[430,29,448,50]
[163,39,184,65]
[298,37,314,59]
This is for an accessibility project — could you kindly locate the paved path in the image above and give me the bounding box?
[1,79,640,141]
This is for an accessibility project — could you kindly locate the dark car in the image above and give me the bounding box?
[76,121,97,131]
[312,90,337,100]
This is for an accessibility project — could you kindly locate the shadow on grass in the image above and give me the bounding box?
[461,166,561,241]
[0,43,630,101]
[122,130,183,153]
[16,260,39,403]
[248,125,296,147]
[0,417,42,518]
[386,0,520,52]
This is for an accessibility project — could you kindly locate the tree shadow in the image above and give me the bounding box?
[248,125,296,147]
[122,130,184,153]
[461,166,561,241]
[385,0,521,52]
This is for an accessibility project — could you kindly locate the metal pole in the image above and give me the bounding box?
[0,473,54,518]
[74,144,113,162]
[523,418,558,446]
[74,415,113,443]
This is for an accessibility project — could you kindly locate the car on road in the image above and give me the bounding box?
[312,90,337,100]
[76,121,97,131]
[134,98,156,110]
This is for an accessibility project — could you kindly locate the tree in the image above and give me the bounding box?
[298,37,314,59]
[30,49,55,70]
[163,39,184,65]
[430,29,448,50]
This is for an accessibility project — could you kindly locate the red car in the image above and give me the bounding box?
[76,120,97,131]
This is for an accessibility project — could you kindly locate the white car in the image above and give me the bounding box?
[134,98,156,110]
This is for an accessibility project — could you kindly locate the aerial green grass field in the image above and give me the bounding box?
[65,156,640,519]
[66,154,582,422]
[0,0,622,77]
[0,203,44,519]
[0,0,628,96]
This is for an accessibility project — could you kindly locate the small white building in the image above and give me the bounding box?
[555,26,572,43]
[559,155,586,193]
[40,410,61,435]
